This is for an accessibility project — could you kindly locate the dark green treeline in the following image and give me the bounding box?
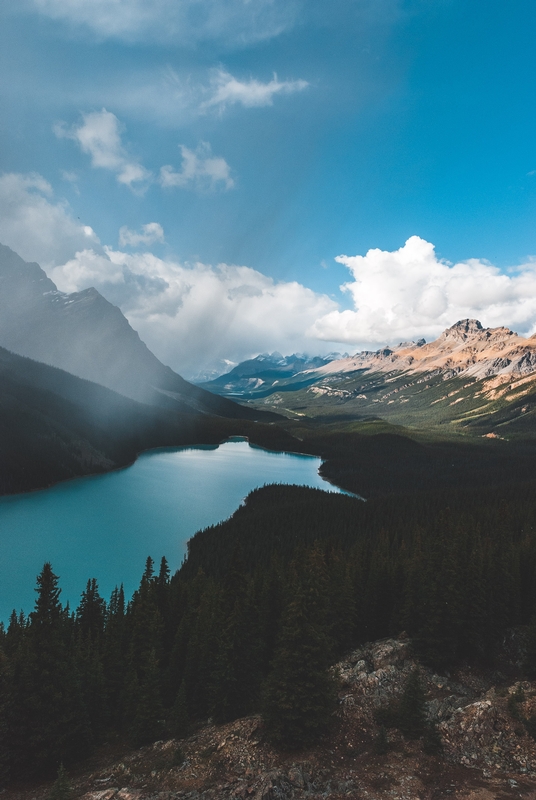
[2,479,536,778]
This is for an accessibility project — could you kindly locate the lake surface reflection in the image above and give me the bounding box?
[0,439,341,619]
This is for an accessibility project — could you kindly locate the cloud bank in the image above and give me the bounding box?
[5,176,536,377]
[0,173,100,267]
[0,172,335,376]
[30,0,299,46]
[311,236,536,345]
[51,248,336,378]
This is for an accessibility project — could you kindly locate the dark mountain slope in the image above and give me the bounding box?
[0,347,298,495]
[0,244,276,421]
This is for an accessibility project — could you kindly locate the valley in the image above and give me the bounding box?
[4,242,536,799]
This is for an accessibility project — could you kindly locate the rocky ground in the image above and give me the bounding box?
[8,635,536,800]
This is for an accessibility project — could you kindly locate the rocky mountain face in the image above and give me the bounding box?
[0,244,273,421]
[311,319,536,383]
[231,320,536,437]
[9,634,536,800]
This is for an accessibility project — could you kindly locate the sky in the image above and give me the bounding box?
[1,0,536,378]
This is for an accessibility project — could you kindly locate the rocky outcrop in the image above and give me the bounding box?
[10,636,536,800]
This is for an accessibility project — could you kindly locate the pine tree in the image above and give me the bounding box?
[262,551,337,749]
[10,564,91,777]
[398,668,427,739]
[77,579,106,642]
[0,649,13,785]
[169,681,190,739]
[47,763,72,800]
[128,648,164,746]
[210,551,264,722]
[102,585,127,728]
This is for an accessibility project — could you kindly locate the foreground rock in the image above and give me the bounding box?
[8,636,536,800]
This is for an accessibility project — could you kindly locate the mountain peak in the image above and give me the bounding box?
[442,319,484,340]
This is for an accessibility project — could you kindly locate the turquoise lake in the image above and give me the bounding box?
[0,439,342,620]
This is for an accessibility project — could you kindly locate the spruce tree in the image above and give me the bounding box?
[102,585,127,728]
[262,551,337,749]
[128,649,164,746]
[10,564,91,776]
[169,681,190,739]
[77,579,106,642]
[398,668,427,739]
[47,763,72,800]
[0,649,12,785]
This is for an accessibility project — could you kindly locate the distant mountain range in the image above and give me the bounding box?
[209,320,536,438]
[0,244,275,422]
[199,351,345,396]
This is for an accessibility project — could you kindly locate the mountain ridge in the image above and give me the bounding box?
[0,243,276,422]
[212,320,536,438]
[308,318,536,384]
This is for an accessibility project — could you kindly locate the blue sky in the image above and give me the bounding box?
[1,0,536,377]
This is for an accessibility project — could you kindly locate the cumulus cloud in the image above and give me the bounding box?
[159,142,234,191]
[57,111,233,193]
[201,69,309,111]
[55,109,152,190]
[119,223,165,248]
[30,0,299,46]
[49,249,125,293]
[310,236,536,346]
[8,183,536,378]
[0,172,100,267]
[50,248,336,377]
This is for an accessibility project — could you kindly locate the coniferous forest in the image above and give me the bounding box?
[3,478,536,781]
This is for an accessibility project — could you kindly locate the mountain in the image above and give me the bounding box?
[231,320,536,438]
[308,318,536,381]
[199,351,344,396]
[0,243,276,421]
[0,346,299,495]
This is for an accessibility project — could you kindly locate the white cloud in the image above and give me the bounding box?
[0,172,100,267]
[119,223,165,247]
[55,109,152,190]
[310,236,536,346]
[201,69,309,111]
[49,248,125,293]
[73,66,309,128]
[57,111,234,193]
[159,142,234,191]
[30,0,299,46]
[50,248,336,377]
[8,185,536,379]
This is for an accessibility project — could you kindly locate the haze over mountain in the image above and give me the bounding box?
[0,244,273,421]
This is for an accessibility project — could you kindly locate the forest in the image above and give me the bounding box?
[3,477,536,781]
